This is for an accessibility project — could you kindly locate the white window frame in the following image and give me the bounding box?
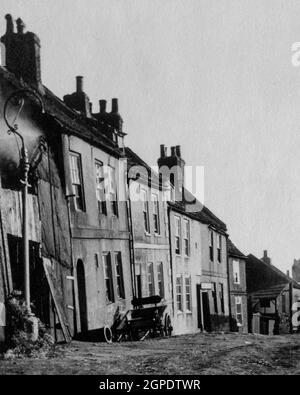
[235,296,243,326]
[176,276,183,312]
[233,260,240,284]
[217,234,222,263]
[102,252,114,303]
[108,165,118,216]
[114,252,125,300]
[69,152,85,211]
[141,189,150,234]
[94,160,107,215]
[157,262,164,299]
[147,262,154,296]
[152,193,160,235]
[183,219,190,257]
[175,216,181,255]
[185,276,192,312]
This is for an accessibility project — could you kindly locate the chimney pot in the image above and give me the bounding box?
[16,18,25,34]
[171,146,176,157]
[287,270,290,278]
[111,98,118,113]
[176,145,181,157]
[160,144,166,158]
[99,100,107,114]
[5,14,14,34]
[264,250,268,258]
[76,76,83,93]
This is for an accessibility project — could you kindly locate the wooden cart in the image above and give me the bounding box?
[113,296,173,342]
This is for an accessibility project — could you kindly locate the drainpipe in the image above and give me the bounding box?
[226,235,233,331]
[126,177,137,300]
[167,205,174,316]
[289,281,293,334]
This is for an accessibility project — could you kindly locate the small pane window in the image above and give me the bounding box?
[235,296,243,325]
[217,234,222,263]
[183,219,190,256]
[185,277,191,311]
[70,152,85,211]
[95,161,107,215]
[141,189,150,233]
[108,166,118,216]
[219,283,225,314]
[157,262,164,299]
[175,216,181,255]
[115,252,125,299]
[103,253,114,303]
[152,194,160,234]
[176,276,183,311]
[147,263,154,296]
[233,260,240,284]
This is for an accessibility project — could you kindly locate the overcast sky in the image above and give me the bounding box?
[2,0,300,274]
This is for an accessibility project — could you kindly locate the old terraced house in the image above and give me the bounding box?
[0,14,256,344]
[247,252,300,335]
[158,145,231,334]
[228,240,248,333]
[0,15,133,342]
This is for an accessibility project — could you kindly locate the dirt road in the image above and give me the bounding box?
[1,332,300,375]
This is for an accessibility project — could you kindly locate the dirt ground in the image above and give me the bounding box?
[1,332,300,375]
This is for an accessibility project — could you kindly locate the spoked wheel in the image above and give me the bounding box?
[164,314,173,337]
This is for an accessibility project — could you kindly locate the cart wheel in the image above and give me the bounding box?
[103,325,113,343]
[164,314,173,337]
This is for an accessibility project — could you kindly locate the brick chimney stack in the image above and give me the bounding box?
[292,259,300,283]
[63,76,91,117]
[93,98,123,134]
[261,250,271,265]
[1,14,42,88]
[157,144,185,202]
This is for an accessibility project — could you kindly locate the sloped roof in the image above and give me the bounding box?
[125,146,161,189]
[125,146,227,232]
[228,239,246,258]
[0,67,124,158]
[250,283,287,299]
[247,254,300,290]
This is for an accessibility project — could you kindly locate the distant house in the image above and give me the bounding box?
[228,240,248,334]
[246,252,300,335]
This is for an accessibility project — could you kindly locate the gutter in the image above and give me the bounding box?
[167,205,175,316]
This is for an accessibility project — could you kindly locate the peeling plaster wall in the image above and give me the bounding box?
[0,75,75,338]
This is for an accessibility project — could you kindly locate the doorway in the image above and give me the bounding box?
[196,284,203,330]
[202,291,211,332]
[76,259,88,333]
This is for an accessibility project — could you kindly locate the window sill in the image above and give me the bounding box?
[144,232,151,237]
[186,310,192,315]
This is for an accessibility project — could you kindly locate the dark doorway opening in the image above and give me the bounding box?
[77,259,88,333]
[196,284,202,330]
[7,234,50,327]
[136,274,142,299]
[202,291,211,332]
